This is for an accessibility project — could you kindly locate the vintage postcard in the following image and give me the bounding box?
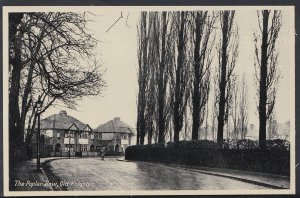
[3,6,295,196]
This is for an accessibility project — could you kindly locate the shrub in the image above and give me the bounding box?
[266,139,290,151]
[125,139,290,176]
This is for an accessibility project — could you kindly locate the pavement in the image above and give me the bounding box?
[9,156,290,191]
[9,156,123,191]
[9,158,55,191]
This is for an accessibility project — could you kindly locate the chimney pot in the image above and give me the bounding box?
[60,110,67,115]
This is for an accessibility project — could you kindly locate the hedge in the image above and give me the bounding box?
[125,139,290,176]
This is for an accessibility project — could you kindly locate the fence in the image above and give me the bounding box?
[50,151,101,157]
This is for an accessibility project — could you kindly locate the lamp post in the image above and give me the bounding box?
[68,135,71,158]
[36,97,42,170]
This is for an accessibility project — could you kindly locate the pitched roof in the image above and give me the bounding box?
[94,117,135,135]
[40,110,91,131]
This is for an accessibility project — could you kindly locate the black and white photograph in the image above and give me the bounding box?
[3,6,295,196]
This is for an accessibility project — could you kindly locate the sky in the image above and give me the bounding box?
[41,7,294,133]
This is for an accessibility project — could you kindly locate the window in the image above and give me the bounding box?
[98,133,102,140]
[46,130,53,138]
[80,145,88,151]
[79,132,88,139]
[64,145,74,152]
[96,146,101,151]
[91,133,94,140]
[57,132,60,138]
[123,135,127,140]
[65,131,74,138]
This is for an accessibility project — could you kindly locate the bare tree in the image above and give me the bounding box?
[211,78,219,142]
[238,74,248,139]
[9,13,26,161]
[204,94,210,140]
[267,112,278,139]
[191,11,216,140]
[231,75,239,140]
[136,11,149,145]
[182,107,192,140]
[137,11,175,144]
[216,11,239,146]
[254,10,281,149]
[172,12,190,142]
[144,48,157,145]
[9,12,106,161]
[144,12,159,145]
[211,67,223,142]
[163,13,177,143]
[157,12,175,144]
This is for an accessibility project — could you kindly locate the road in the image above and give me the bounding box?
[46,157,267,191]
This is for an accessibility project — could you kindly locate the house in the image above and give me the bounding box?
[39,110,134,157]
[94,117,134,154]
[39,110,95,157]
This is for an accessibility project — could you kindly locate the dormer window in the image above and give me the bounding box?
[65,131,74,138]
[80,132,89,139]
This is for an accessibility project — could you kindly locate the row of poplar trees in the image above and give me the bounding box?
[136,10,281,149]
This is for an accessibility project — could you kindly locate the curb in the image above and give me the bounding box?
[42,158,68,191]
[118,159,287,189]
[40,167,53,191]
[184,168,286,189]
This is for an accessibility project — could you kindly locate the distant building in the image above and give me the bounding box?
[246,122,290,140]
[246,124,258,140]
[275,121,290,140]
[94,117,134,154]
[39,110,134,157]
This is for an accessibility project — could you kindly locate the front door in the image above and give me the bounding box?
[115,144,119,153]
[90,144,95,151]
[55,143,61,152]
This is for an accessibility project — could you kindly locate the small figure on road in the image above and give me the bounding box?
[101,148,105,160]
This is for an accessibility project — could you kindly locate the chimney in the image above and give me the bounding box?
[59,110,67,116]
[114,117,120,121]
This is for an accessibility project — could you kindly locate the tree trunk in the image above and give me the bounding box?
[205,101,209,140]
[217,11,229,146]
[158,12,167,144]
[173,12,185,142]
[139,110,146,145]
[20,30,45,139]
[259,10,269,149]
[137,12,148,145]
[148,125,152,145]
[9,13,25,163]
[192,13,202,140]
